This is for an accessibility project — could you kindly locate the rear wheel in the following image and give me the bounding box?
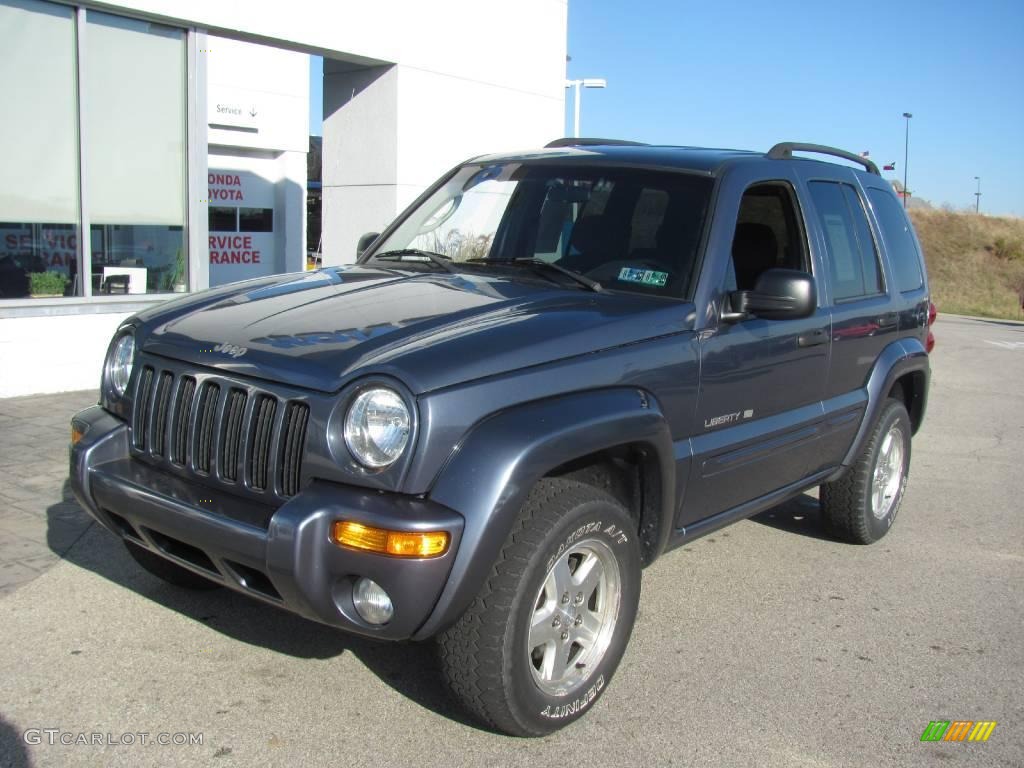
[438,478,642,736]
[124,540,221,590]
[820,398,912,544]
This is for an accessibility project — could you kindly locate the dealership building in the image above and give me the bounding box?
[0,0,567,397]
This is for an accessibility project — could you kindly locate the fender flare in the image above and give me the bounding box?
[837,337,930,471]
[412,387,674,640]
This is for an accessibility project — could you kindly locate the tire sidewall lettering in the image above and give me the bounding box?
[539,674,605,720]
[512,503,641,733]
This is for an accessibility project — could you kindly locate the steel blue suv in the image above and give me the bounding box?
[71,139,933,736]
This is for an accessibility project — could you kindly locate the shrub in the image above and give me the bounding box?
[991,236,1023,261]
[29,270,69,296]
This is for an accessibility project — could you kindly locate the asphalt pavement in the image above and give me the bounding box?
[0,314,1021,767]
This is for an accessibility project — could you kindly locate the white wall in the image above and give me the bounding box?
[206,35,309,282]
[102,0,567,101]
[103,0,569,262]
[0,313,130,398]
[1,1,566,398]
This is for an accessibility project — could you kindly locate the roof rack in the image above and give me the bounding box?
[545,138,648,149]
[767,142,880,176]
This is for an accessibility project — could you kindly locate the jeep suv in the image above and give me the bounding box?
[70,140,933,736]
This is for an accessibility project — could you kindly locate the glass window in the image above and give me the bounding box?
[868,188,925,292]
[239,208,273,232]
[841,184,883,295]
[0,0,79,298]
[210,207,237,232]
[85,11,186,294]
[373,164,712,298]
[729,183,808,292]
[809,181,883,301]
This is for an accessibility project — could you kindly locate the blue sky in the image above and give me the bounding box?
[565,0,1023,216]
[311,0,1023,216]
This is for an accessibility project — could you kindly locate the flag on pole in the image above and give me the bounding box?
[883,162,896,171]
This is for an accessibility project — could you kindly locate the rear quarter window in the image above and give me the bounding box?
[868,188,925,292]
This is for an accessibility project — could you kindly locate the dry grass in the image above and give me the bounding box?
[909,209,1024,319]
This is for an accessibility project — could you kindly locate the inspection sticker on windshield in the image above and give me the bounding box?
[617,267,668,287]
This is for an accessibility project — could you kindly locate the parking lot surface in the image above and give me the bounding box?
[0,314,1021,767]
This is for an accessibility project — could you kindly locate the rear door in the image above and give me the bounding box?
[795,165,899,471]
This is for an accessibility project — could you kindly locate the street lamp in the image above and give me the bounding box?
[566,78,607,138]
[902,112,913,208]
[974,176,982,214]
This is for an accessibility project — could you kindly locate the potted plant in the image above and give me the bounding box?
[29,270,69,298]
[170,248,187,293]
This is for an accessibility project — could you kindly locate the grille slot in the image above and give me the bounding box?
[151,372,174,457]
[249,395,278,491]
[220,389,248,482]
[171,377,196,465]
[194,383,220,474]
[280,402,309,497]
[133,366,155,450]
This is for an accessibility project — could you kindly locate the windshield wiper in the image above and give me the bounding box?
[512,258,602,292]
[373,249,459,274]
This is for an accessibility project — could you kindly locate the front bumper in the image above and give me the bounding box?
[69,405,463,640]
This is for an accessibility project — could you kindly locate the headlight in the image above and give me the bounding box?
[344,388,411,468]
[105,332,135,398]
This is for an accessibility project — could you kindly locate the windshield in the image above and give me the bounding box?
[369,163,713,298]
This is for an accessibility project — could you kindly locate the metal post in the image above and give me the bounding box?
[974,176,982,214]
[902,112,912,208]
[573,81,581,138]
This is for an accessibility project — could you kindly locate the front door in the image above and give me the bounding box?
[679,174,830,527]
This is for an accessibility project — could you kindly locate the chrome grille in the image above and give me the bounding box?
[131,365,309,499]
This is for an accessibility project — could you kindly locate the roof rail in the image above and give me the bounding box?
[545,137,648,149]
[767,142,880,176]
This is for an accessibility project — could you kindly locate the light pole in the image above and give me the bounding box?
[974,176,982,214]
[902,112,913,208]
[566,78,607,138]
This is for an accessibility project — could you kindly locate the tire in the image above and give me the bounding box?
[820,398,912,544]
[124,540,221,590]
[438,478,642,736]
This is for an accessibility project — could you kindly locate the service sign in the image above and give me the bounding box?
[208,168,277,287]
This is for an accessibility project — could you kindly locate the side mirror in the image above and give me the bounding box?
[357,232,380,258]
[723,268,817,322]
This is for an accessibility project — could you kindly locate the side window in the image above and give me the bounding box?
[728,183,807,291]
[808,181,884,301]
[868,188,925,292]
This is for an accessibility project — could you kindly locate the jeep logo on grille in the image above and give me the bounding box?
[212,342,247,359]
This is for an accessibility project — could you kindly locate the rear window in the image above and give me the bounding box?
[868,189,925,292]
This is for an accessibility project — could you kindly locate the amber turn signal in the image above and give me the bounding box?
[331,521,449,558]
[70,422,86,445]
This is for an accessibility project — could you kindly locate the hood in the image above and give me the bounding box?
[141,265,695,394]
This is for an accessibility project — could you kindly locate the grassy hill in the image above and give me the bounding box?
[909,209,1024,320]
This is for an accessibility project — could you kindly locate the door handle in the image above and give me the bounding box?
[797,329,828,348]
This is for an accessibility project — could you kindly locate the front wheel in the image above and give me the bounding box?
[438,479,642,736]
[820,398,912,544]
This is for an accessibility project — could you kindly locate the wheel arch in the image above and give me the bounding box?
[837,337,930,472]
[413,388,674,640]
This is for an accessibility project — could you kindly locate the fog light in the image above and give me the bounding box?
[352,577,394,625]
